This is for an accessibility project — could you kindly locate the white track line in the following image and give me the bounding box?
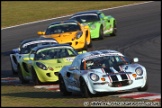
[1,1,153,30]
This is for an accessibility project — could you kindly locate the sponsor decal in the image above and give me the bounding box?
[82,53,123,62]
[135,76,143,80]
[103,28,113,34]
[55,65,63,68]
[66,57,74,62]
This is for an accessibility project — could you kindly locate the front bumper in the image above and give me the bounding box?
[92,79,145,93]
[86,73,147,94]
[35,67,59,82]
[61,40,85,50]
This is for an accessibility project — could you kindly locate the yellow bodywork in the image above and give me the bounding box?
[38,23,91,51]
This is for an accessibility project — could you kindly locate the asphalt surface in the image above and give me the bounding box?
[1,1,161,93]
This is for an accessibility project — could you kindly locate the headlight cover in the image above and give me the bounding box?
[76,31,83,39]
[90,73,99,81]
[36,62,47,70]
[135,67,143,76]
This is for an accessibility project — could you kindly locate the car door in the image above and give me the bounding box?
[27,55,34,72]
[65,57,81,91]
[70,66,81,91]
[24,53,35,79]
[99,13,111,32]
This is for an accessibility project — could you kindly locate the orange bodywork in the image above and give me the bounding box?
[38,22,91,51]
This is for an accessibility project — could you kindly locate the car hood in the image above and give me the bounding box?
[119,63,144,72]
[43,31,78,43]
[82,63,144,75]
[35,57,75,70]
[36,57,75,64]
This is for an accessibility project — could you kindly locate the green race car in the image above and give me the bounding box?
[17,44,79,85]
[69,10,117,39]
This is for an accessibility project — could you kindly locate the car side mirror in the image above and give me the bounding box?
[37,31,45,35]
[11,48,20,54]
[133,57,139,63]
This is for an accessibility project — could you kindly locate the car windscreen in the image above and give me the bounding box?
[35,47,77,60]
[70,14,100,23]
[20,41,56,54]
[45,23,81,35]
[81,56,130,72]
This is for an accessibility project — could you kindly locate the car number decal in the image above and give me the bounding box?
[66,57,74,62]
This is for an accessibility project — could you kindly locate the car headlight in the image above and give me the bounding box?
[90,73,99,81]
[36,62,47,70]
[91,24,96,30]
[76,31,83,39]
[135,67,143,76]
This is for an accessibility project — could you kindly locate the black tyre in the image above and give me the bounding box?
[110,21,117,36]
[80,78,92,98]
[83,41,88,50]
[10,57,18,75]
[17,65,29,84]
[31,68,41,85]
[99,26,104,40]
[87,40,93,48]
[11,64,17,75]
[59,74,72,96]
[137,80,148,91]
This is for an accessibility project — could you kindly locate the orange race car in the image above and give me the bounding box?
[37,20,92,51]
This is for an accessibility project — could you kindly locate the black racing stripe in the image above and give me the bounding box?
[110,74,119,82]
[108,71,119,82]
[120,71,129,80]
[107,67,119,82]
[118,66,129,80]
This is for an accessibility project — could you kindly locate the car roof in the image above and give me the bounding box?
[77,50,124,62]
[32,44,74,52]
[20,37,57,45]
[72,10,101,16]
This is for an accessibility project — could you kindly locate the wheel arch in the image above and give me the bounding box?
[109,18,116,28]
[31,66,41,81]
[79,75,95,94]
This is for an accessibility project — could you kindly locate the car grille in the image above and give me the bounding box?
[112,80,130,87]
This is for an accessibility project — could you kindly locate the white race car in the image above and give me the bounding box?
[59,50,148,97]
[10,37,58,74]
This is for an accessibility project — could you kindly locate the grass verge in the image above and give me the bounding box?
[1,84,161,107]
[2,1,143,28]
